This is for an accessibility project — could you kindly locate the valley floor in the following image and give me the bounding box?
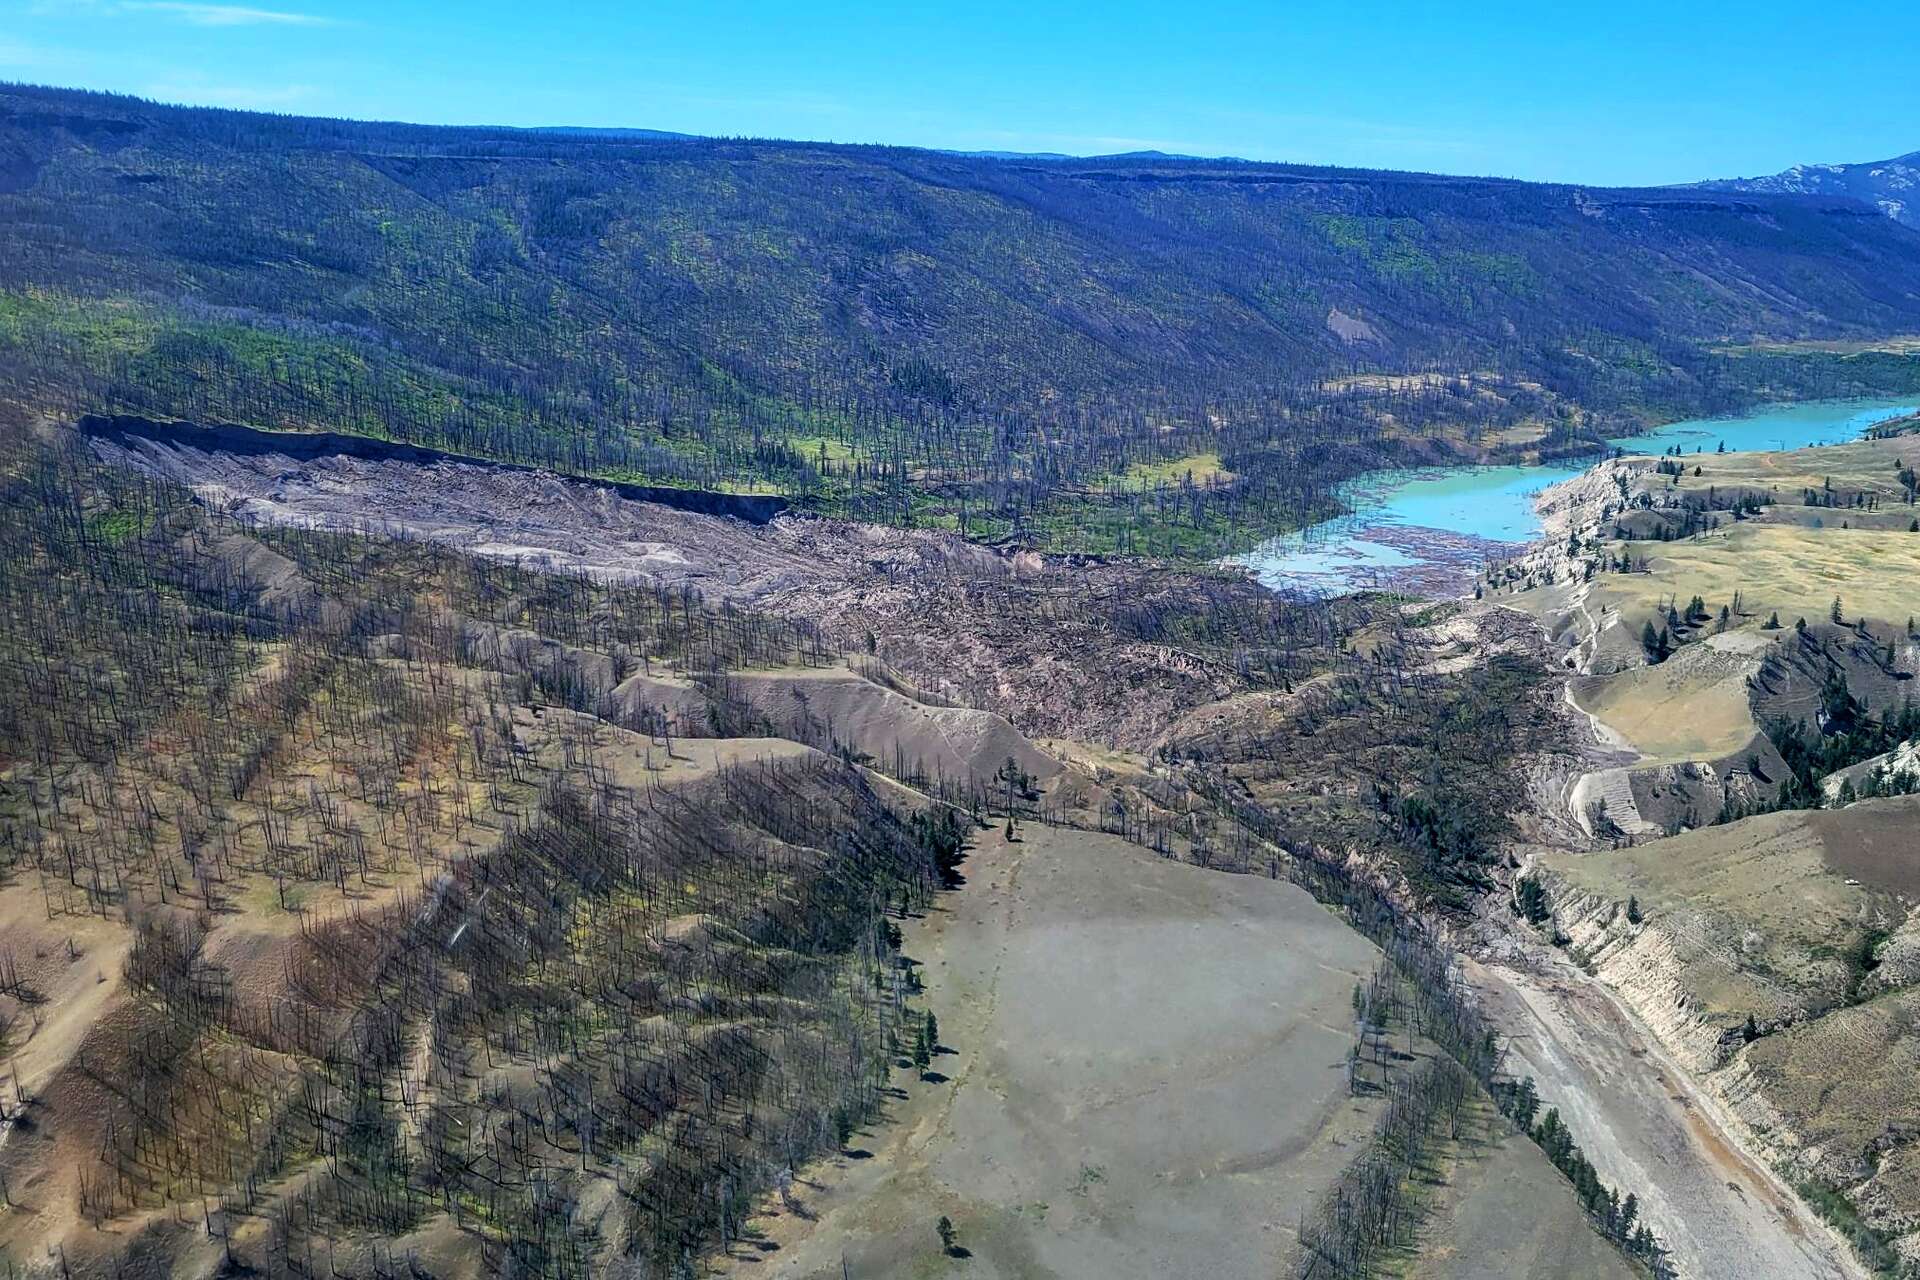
[1465,949,1862,1280]
[730,823,1636,1280]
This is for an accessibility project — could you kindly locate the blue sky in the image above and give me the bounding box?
[3,0,1916,185]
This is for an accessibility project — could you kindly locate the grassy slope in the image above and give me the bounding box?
[1535,435,1920,641]
[730,823,1385,1280]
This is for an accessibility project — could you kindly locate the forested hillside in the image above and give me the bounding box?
[0,430,970,1277]
[8,82,1920,550]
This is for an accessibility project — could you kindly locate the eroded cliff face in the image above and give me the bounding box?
[1625,752,1767,834]
[1542,878,1750,1073]
[1536,819,1920,1250]
[1728,982,1920,1255]
[1491,439,1920,1261]
[1487,460,1653,668]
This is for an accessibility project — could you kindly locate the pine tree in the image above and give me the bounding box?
[1516,876,1551,925]
[1511,1075,1540,1129]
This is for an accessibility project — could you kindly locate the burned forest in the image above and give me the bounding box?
[0,437,974,1277]
[6,59,1920,1280]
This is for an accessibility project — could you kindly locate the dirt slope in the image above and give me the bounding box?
[1409,1127,1638,1280]
[717,665,1062,788]
[732,823,1382,1280]
[1465,953,1863,1280]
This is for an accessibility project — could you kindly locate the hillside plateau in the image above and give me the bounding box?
[11,84,1920,556]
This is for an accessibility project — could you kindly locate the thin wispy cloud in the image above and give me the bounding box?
[130,2,333,26]
[32,1,335,26]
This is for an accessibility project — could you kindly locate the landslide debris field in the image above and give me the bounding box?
[86,415,1330,751]
[0,416,1681,1279]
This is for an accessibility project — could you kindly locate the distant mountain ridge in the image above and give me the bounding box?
[527,125,694,141]
[949,147,1242,163]
[1697,151,1920,229]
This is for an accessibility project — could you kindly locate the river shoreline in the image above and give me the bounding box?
[1233,396,1920,598]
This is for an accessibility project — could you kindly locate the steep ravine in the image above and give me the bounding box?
[1464,946,1864,1280]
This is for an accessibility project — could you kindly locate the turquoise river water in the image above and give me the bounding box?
[1232,397,1919,596]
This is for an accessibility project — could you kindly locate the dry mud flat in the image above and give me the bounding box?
[736,825,1620,1280]
[738,824,1382,1280]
